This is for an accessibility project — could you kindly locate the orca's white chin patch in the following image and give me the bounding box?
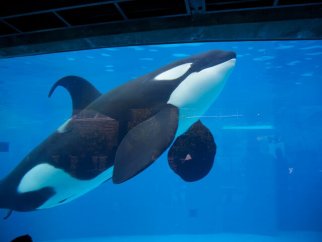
[167,58,236,136]
[17,163,113,209]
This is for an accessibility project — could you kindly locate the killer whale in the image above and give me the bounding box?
[0,50,236,213]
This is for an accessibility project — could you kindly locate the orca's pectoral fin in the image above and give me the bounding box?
[112,104,179,184]
[168,120,216,182]
[48,75,102,115]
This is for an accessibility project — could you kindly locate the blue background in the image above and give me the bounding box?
[0,41,322,241]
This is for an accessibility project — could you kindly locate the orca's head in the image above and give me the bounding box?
[160,50,236,110]
[188,49,236,74]
[153,50,236,81]
[151,50,236,135]
[153,50,236,102]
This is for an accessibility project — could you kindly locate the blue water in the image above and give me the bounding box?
[0,41,322,242]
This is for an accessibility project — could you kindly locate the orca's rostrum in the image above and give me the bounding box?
[0,50,236,213]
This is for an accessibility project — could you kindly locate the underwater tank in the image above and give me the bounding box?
[0,41,322,242]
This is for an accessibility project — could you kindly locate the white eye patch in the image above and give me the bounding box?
[154,63,192,81]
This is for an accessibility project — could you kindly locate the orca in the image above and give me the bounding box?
[0,50,236,212]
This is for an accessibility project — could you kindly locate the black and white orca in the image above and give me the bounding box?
[0,50,236,213]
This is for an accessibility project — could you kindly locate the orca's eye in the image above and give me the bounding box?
[154,63,192,81]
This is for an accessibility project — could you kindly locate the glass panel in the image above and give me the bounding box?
[0,41,321,242]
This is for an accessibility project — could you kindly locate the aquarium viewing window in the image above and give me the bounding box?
[0,1,322,57]
[0,40,322,242]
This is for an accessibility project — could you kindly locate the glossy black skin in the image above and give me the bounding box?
[0,50,235,211]
[168,121,216,182]
[11,234,33,242]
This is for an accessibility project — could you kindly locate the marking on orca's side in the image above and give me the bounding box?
[0,50,236,212]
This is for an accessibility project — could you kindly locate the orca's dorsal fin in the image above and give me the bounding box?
[48,76,101,115]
